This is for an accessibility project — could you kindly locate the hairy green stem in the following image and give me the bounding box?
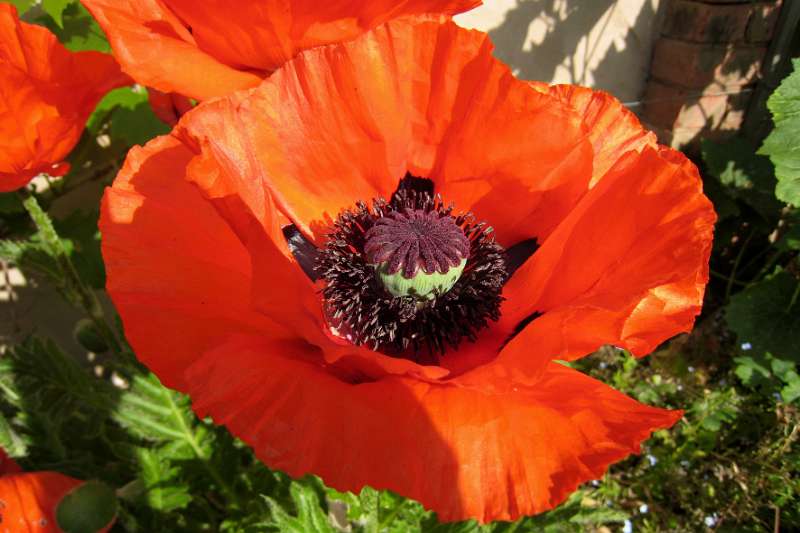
[726,230,755,303]
[19,192,125,360]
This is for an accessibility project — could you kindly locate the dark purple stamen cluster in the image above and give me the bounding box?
[364,208,470,278]
[315,178,508,362]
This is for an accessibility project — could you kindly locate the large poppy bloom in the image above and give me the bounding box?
[100,16,715,523]
[0,449,115,532]
[0,4,130,193]
[81,0,481,101]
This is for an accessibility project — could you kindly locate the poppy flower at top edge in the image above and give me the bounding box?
[0,4,131,193]
[80,0,482,101]
[0,448,115,532]
[99,16,716,523]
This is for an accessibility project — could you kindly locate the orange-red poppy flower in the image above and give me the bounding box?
[0,449,115,532]
[0,4,130,193]
[81,0,482,101]
[100,16,715,523]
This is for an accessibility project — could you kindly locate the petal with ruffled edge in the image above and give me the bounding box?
[178,16,593,248]
[80,0,260,101]
[187,335,681,523]
[0,4,129,192]
[460,146,715,389]
[529,82,657,187]
[81,0,481,101]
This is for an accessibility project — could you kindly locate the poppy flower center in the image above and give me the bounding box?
[364,208,470,300]
[315,175,508,363]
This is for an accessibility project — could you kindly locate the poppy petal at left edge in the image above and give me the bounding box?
[0,4,130,193]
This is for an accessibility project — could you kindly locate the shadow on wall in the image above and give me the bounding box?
[457,0,661,103]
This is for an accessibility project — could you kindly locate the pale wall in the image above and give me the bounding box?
[455,0,663,104]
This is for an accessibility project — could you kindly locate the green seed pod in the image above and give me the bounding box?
[375,258,467,300]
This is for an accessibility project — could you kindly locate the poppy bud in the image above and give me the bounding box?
[55,480,117,533]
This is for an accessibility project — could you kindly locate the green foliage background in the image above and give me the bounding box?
[1,2,798,532]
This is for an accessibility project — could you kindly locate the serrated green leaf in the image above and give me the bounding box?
[726,269,800,363]
[136,447,192,512]
[0,411,28,457]
[759,58,800,207]
[0,336,118,472]
[114,374,197,444]
[261,479,335,533]
[42,0,73,27]
[6,337,113,415]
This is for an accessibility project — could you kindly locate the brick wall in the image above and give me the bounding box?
[640,0,783,150]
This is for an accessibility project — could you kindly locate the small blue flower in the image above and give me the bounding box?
[639,504,649,514]
[741,342,752,351]
[623,519,633,533]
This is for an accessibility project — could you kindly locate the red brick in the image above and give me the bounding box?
[640,80,752,149]
[650,38,765,89]
[746,0,783,43]
[662,0,753,43]
[699,0,776,3]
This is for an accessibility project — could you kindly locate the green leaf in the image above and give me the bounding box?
[0,336,119,473]
[782,378,800,404]
[4,337,113,416]
[734,356,772,387]
[38,2,110,52]
[702,137,782,222]
[9,0,36,15]
[42,0,73,27]
[261,478,335,533]
[113,373,245,511]
[114,374,199,444]
[0,411,27,457]
[777,223,800,251]
[726,269,800,363]
[759,58,800,207]
[135,447,192,512]
[88,87,169,147]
